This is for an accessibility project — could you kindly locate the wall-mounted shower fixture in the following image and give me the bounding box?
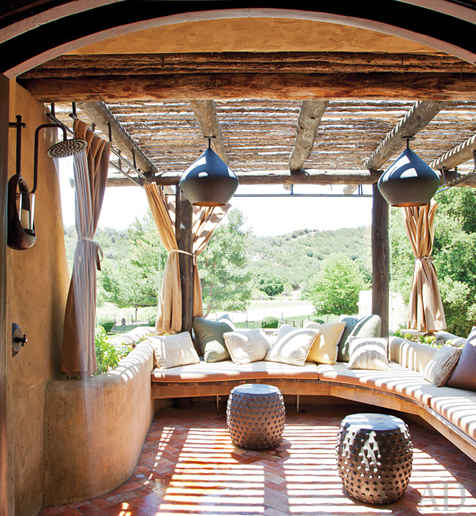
[7,115,87,250]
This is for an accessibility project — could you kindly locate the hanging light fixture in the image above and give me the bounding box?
[179,137,239,207]
[378,137,441,207]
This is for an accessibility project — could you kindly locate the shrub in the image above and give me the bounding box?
[393,329,438,347]
[261,316,279,329]
[149,315,156,327]
[95,326,133,374]
[98,320,115,333]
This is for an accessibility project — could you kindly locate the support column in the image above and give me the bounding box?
[0,74,14,516]
[371,183,389,337]
[175,187,193,333]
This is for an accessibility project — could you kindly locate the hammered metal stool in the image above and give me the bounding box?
[336,413,413,505]
[226,384,286,450]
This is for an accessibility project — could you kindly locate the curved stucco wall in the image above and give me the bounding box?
[43,341,157,506]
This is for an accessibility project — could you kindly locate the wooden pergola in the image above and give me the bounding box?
[15,49,476,336]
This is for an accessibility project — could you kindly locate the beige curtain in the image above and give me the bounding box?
[402,199,446,333]
[144,183,228,332]
[60,119,111,376]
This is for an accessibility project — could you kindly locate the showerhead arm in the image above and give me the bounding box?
[32,123,87,194]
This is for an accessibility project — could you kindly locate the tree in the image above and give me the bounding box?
[390,188,476,336]
[257,275,285,297]
[305,253,366,316]
[198,208,252,314]
[98,211,166,308]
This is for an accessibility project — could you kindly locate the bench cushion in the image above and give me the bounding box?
[151,359,319,383]
[317,362,449,405]
[429,392,476,441]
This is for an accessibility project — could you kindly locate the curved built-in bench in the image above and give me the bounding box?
[149,332,476,463]
[44,338,161,506]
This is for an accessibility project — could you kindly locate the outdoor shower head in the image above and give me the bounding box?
[47,138,88,159]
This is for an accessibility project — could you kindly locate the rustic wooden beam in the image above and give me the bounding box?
[175,187,193,334]
[107,169,383,187]
[345,101,447,195]
[364,101,448,170]
[189,100,227,163]
[371,184,389,337]
[19,53,476,78]
[289,100,329,171]
[18,74,476,103]
[76,101,159,176]
[430,134,476,171]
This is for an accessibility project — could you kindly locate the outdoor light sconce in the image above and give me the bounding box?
[378,137,441,207]
[7,115,87,250]
[179,137,239,206]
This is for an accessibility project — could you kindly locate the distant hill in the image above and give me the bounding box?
[64,223,371,295]
[246,226,371,291]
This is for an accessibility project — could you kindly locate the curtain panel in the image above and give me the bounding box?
[402,200,446,333]
[60,119,111,376]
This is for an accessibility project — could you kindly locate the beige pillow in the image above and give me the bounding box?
[265,324,317,367]
[223,329,271,365]
[423,345,463,387]
[307,321,346,364]
[149,332,200,369]
[348,337,390,371]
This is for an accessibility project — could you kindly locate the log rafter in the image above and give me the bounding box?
[430,134,476,171]
[76,101,159,177]
[289,100,329,171]
[189,100,227,163]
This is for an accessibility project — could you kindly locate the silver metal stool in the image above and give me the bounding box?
[336,413,413,504]
[226,384,285,450]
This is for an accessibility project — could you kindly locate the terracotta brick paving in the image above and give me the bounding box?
[41,401,476,515]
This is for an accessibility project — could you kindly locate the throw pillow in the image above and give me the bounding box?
[348,337,390,371]
[192,317,235,363]
[265,324,317,367]
[223,329,271,365]
[149,332,200,369]
[339,314,382,362]
[447,327,476,390]
[307,321,346,365]
[423,345,463,387]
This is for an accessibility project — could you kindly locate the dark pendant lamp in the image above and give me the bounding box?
[378,138,441,207]
[179,138,239,206]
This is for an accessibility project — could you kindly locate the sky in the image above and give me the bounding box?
[59,172,373,237]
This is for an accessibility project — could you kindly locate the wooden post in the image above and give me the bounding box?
[175,187,193,333]
[371,183,390,337]
[0,73,14,516]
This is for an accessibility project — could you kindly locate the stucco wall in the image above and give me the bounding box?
[43,342,158,506]
[7,83,70,516]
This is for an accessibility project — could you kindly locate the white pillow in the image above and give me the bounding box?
[223,329,271,365]
[265,324,317,366]
[148,332,200,369]
[423,345,463,387]
[348,337,390,371]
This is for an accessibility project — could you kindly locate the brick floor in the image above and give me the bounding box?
[41,401,476,515]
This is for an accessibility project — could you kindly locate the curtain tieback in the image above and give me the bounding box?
[170,249,197,265]
[80,237,104,271]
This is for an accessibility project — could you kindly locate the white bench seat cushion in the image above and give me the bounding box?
[317,362,457,406]
[429,393,476,440]
[151,359,319,383]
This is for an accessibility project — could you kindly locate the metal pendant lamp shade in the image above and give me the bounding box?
[378,146,441,207]
[180,147,239,207]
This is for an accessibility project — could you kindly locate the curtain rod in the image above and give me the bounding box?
[46,110,149,187]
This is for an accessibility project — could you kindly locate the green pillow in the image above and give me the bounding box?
[338,314,381,362]
[338,315,358,362]
[192,317,235,363]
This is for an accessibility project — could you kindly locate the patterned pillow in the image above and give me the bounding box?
[223,329,271,365]
[265,324,317,367]
[149,332,200,369]
[348,337,390,371]
[423,345,463,387]
[339,314,381,362]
